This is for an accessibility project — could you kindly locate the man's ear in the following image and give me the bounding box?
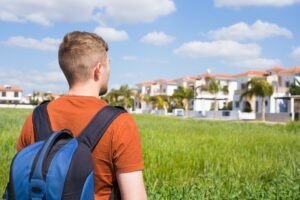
[94,63,103,81]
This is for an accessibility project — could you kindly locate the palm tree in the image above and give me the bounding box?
[102,85,134,109]
[31,91,41,105]
[149,95,170,113]
[240,78,273,121]
[199,76,221,114]
[289,79,300,95]
[172,86,194,114]
[102,89,120,106]
[118,85,134,109]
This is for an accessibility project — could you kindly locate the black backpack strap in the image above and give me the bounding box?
[77,106,126,150]
[32,101,53,142]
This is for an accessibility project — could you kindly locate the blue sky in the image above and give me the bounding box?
[0,0,300,94]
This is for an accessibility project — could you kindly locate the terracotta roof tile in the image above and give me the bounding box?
[278,66,300,75]
[195,73,233,80]
[0,85,22,92]
[136,81,155,86]
[266,66,285,72]
[233,70,267,78]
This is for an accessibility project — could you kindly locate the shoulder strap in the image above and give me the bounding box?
[32,101,53,142]
[77,106,126,150]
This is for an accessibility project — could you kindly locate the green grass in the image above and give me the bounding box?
[1,109,300,199]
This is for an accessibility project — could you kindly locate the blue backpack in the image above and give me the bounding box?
[3,102,125,200]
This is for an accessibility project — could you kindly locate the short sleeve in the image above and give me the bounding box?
[16,113,34,151]
[111,113,144,174]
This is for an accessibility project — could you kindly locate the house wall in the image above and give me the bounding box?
[194,79,237,113]
[279,74,294,87]
[166,85,177,96]
[0,91,22,103]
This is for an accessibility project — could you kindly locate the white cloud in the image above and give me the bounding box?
[174,40,280,68]
[0,69,67,93]
[214,0,299,7]
[95,0,176,24]
[94,27,128,42]
[231,58,281,68]
[174,40,260,59]
[5,36,60,51]
[0,0,176,26]
[209,20,293,41]
[0,0,98,26]
[291,46,300,61]
[122,56,138,61]
[141,32,175,46]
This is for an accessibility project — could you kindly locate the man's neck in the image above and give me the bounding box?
[67,83,99,97]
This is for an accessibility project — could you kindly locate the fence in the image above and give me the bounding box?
[0,104,35,109]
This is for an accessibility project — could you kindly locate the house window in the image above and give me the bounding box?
[235,101,240,108]
[255,101,259,112]
[265,100,268,106]
[14,92,18,97]
[241,83,246,90]
[278,76,282,87]
[2,92,6,97]
[285,81,290,87]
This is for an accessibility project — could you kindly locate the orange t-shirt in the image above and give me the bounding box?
[16,95,144,200]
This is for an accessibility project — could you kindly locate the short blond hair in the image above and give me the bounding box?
[58,31,108,86]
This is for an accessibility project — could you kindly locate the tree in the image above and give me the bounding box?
[30,91,41,105]
[240,78,273,121]
[289,79,300,95]
[149,95,170,112]
[118,85,133,109]
[102,89,120,106]
[172,86,194,113]
[199,76,222,114]
[102,85,134,109]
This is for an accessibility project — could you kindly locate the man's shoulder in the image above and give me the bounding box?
[109,110,139,137]
[112,110,136,126]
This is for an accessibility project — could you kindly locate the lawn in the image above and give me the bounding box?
[0,108,299,199]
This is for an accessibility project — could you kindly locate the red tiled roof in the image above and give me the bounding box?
[165,80,177,85]
[136,81,155,86]
[195,73,233,80]
[172,76,197,82]
[136,79,177,86]
[233,70,267,78]
[278,66,300,75]
[0,85,22,92]
[266,66,285,72]
[213,73,233,79]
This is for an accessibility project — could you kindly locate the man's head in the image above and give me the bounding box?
[58,31,109,95]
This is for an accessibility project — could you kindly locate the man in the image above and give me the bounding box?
[16,31,147,200]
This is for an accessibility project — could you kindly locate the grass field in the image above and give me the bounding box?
[0,108,299,199]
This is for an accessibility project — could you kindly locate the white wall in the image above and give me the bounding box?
[166,85,177,96]
[0,91,22,102]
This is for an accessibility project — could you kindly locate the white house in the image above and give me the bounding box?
[231,67,297,121]
[271,66,300,120]
[193,73,237,114]
[232,70,268,113]
[0,85,23,104]
[173,76,197,89]
[136,79,178,112]
[133,66,300,121]
[266,66,289,113]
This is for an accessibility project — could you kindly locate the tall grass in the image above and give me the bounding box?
[0,109,31,191]
[0,109,299,199]
[136,115,300,199]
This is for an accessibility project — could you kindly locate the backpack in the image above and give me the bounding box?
[3,102,126,200]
